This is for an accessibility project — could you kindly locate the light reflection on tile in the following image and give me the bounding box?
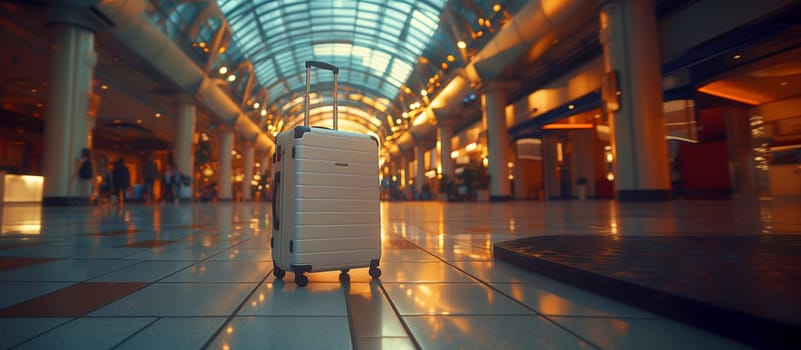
[114,317,227,350]
[453,261,566,284]
[378,262,476,283]
[237,281,347,316]
[490,282,655,318]
[207,316,351,349]
[404,315,590,349]
[355,337,417,350]
[161,261,270,283]
[348,282,408,338]
[383,283,533,316]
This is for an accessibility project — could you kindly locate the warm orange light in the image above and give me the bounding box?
[698,83,764,105]
[542,123,594,130]
[446,54,455,62]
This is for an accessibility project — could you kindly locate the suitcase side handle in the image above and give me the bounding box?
[304,61,338,130]
[272,171,280,230]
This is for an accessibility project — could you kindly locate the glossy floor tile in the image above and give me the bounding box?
[0,199,792,349]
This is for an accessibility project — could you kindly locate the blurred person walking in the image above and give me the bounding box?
[112,157,131,204]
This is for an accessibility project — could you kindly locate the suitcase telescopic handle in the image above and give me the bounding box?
[304,60,338,130]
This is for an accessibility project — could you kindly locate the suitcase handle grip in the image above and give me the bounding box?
[305,61,339,74]
[272,172,280,230]
[304,61,338,130]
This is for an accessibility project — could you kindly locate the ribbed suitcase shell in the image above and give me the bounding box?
[271,61,381,286]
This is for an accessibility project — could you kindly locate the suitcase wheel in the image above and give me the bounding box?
[339,270,350,282]
[369,266,382,279]
[369,259,382,279]
[294,273,309,287]
[273,261,286,279]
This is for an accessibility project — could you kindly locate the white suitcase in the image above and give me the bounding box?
[271,61,381,287]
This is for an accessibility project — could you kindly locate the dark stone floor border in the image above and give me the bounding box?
[493,243,801,349]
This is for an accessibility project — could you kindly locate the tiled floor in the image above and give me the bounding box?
[1,198,795,349]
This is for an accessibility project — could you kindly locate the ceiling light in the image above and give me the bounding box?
[253,102,260,108]
[219,66,228,74]
[100,84,109,90]
[780,81,789,86]
[733,54,742,60]
[493,4,501,12]
[568,105,575,110]
[441,62,449,70]
[155,113,161,118]
[420,89,428,96]
[446,54,455,62]
[260,109,267,116]
[457,41,467,49]
[199,42,206,48]
[136,119,143,124]
[227,74,236,82]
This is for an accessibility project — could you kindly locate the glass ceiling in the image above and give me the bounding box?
[217,0,448,134]
[146,0,526,140]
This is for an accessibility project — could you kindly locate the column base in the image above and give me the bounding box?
[617,189,671,202]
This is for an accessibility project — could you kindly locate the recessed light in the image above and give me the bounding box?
[100,84,109,90]
[780,81,789,86]
[155,113,161,118]
[733,54,742,60]
[136,119,143,124]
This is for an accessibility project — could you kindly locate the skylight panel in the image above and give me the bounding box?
[218,0,245,13]
[254,1,278,15]
[388,58,412,83]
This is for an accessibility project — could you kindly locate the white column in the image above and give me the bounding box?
[542,134,559,199]
[174,96,196,199]
[481,83,512,200]
[415,144,426,199]
[242,143,254,200]
[218,128,234,201]
[42,20,96,205]
[438,121,454,180]
[600,0,670,201]
[401,152,410,197]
